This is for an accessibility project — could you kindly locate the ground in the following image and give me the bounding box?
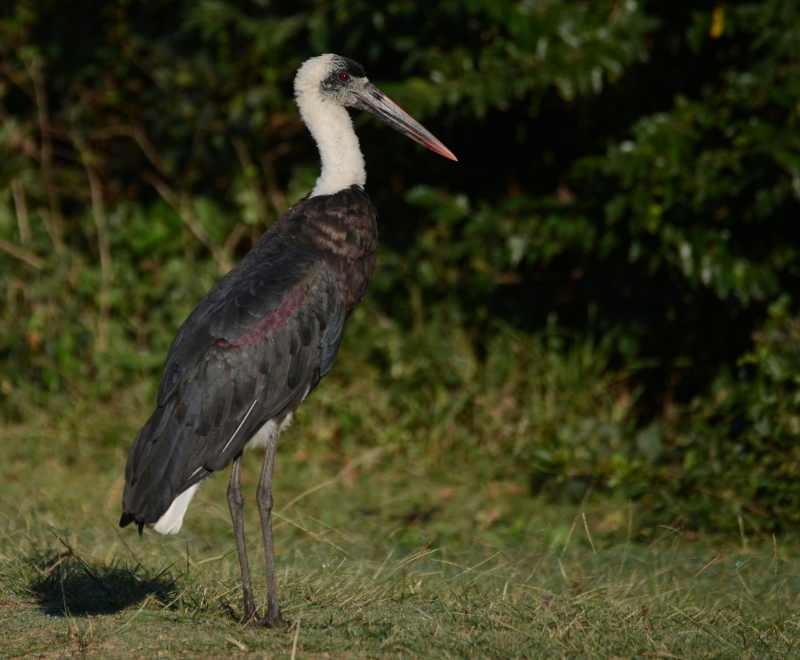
[1,387,798,658]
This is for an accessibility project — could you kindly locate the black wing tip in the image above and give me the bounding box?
[119,512,145,537]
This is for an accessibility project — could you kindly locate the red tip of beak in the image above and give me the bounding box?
[425,141,458,162]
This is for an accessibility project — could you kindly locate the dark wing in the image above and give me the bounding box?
[121,235,346,525]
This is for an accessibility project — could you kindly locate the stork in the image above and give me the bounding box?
[119,54,456,627]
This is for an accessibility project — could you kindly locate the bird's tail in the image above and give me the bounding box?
[119,401,209,534]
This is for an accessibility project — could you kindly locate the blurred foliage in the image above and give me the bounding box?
[662,297,800,528]
[1,0,799,531]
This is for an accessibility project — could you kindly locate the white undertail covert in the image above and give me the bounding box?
[154,483,200,534]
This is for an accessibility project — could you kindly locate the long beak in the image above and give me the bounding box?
[354,83,458,162]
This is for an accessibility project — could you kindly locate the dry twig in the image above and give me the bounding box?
[0,238,44,269]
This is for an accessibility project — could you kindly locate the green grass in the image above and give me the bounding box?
[2,384,800,657]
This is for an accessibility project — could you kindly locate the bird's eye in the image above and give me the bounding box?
[338,71,350,82]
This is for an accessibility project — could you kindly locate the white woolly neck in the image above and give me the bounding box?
[294,55,366,197]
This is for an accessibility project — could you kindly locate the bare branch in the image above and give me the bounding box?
[11,178,31,244]
[143,173,230,272]
[91,123,169,176]
[232,136,269,227]
[81,150,113,354]
[223,223,248,256]
[261,144,292,217]
[0,238,44,270]
[26,58,65,253]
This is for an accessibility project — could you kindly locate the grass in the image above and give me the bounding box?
[2,377,800,657]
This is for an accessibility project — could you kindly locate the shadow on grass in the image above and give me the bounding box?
[27,549,176,617]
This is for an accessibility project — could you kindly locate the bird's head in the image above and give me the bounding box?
[294,54,457,162]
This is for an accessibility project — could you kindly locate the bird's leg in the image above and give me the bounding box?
[227,456,257,623]
[256,426,284,627]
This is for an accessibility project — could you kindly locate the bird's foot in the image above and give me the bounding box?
[258,607,287,629]
[241,599,259,625]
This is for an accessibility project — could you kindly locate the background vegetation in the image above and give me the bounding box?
[1,0,799,607]
[2,0,800,654]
